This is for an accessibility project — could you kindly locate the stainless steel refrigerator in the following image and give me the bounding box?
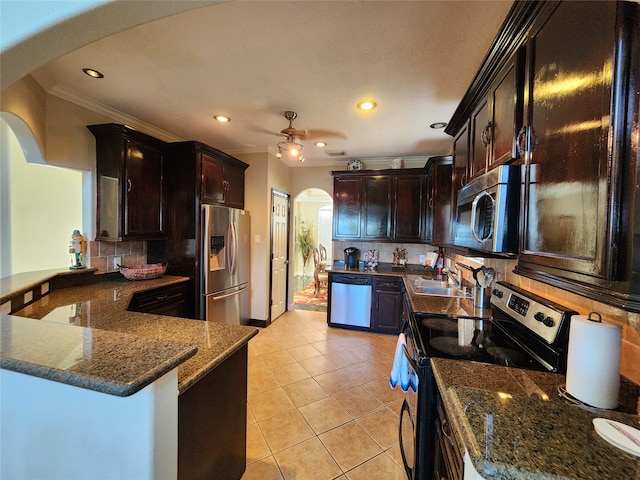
[201,205,251,325]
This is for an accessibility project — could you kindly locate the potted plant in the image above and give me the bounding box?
[296,220,314,276]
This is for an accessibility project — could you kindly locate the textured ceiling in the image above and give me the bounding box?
[30,0,514,168]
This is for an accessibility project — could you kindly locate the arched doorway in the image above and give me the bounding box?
[292,188,332,311]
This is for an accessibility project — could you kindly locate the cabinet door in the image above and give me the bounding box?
[362,176,392,240]
[224,163,245,208]
[470,99,490,179]
[124,139,164,237]
[201,154,225,204]
[431,162,453,245]
[371,277,403,333]
[394,175,426,242]
[452,123,470,230]
[424,173,434,244]
[489,51,523,169]
[333,176,362,239]
[520,1,616,278]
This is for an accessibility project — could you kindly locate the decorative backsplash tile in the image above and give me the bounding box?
[88,241,146,274]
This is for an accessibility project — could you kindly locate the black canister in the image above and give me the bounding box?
[344,247,360,268]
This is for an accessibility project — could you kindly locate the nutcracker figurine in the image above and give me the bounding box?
[68,230,87,270]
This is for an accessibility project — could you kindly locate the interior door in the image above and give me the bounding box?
[270,190,289,321]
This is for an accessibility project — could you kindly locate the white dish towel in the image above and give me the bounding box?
[389,333,418,392]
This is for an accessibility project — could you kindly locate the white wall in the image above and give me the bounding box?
[0,114,83,276]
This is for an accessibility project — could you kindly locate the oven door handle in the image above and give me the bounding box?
[398,399,414,479]
[401,343,418,373]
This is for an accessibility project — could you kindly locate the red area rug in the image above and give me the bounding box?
[293,283,327,311]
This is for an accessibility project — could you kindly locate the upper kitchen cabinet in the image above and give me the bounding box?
[447,0,640,311]
[88,124,166,241]
[394,174,427,243]
[469,49,525,181]
[332,169,427,243]
[167,141,248,209]
[424,156,453,245]
[516,1,639,305]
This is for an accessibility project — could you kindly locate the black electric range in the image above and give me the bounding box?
[399,281,578,480]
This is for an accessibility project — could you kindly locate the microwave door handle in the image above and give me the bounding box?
[470,192,494,243]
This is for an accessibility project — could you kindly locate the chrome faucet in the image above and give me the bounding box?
[442,265,463,289]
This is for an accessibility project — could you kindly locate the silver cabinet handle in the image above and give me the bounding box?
[481,122,492,147]
[127,178,132,192]
[516,126,527,156]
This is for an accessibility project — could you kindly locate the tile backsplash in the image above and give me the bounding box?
[332,241,438,265]
[88,241,146,274]
[448,253,640,386]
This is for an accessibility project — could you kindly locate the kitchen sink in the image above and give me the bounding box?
[407,275,471,298]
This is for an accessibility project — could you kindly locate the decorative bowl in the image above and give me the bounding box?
[119,262,167,281]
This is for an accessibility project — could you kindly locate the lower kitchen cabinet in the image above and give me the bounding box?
[371,276,403,334]
[178,344,248,480]
[434,388,463,480]
[127,282,187,317]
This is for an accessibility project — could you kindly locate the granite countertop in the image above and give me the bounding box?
[5,275,258,395]
[431,358,640,479]
[327,263,492,320]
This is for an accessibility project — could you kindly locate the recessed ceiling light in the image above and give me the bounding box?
[357,100,377,111]
[429,122,448,129]
[82,68,104,79]
[213,115,231,123]
[315,142,327,147]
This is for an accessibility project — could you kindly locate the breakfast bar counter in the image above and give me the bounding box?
[7,275,258,393]
[431,358,640,479]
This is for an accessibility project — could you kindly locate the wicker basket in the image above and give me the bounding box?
[119,263,167,281]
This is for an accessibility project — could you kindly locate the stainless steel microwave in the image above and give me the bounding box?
[452,165,520,254]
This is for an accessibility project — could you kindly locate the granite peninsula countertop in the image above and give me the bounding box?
[4,274,258,395]
[431,358,640,479]
[327,264,492,320]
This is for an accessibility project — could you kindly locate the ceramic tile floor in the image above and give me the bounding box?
[242,309,407,480]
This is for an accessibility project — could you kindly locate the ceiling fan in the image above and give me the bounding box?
[275,110,347,162]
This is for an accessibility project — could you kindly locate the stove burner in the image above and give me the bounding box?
[430,336,478,357]
[421,318,458,333]
[487,347,527,367]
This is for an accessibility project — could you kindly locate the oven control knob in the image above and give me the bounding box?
[493,289,503,298]
[534,312,545,322]
[543,317,555,328]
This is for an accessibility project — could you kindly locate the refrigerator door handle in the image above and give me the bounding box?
[202,206,211,292]
[230,221,238,276]
[211,285,248,301]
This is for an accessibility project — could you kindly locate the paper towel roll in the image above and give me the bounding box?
[566,313,622,409]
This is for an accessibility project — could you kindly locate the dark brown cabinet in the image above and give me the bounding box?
[518,1,617,280]
[394,175,427,243]
[201,150,246,208]
[127,282,187,317]
[332,175,363,240]
[468,51,524,182]
[446,1,640,311]
[194,146,246,209]
[424,156,453,245]
[88,124,166,241]
[371,276,403,333]
[332,168,427,243]
[362,176,392,240]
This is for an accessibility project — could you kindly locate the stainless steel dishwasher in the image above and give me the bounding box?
[328,273,372,329]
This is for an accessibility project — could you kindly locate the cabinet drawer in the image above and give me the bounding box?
[128,283,187,316]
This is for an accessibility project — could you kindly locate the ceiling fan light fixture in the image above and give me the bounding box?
[357,100,377,111]
[213,115,231,123]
